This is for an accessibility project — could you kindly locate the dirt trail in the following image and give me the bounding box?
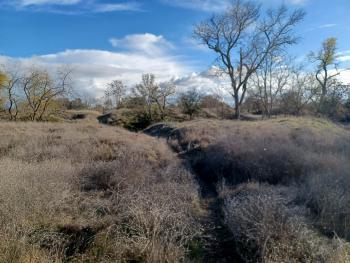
[194,168,242,263]
[144,124,242,263]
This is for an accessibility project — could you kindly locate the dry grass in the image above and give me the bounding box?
[0,121,201,262]
[222,183,350,263]
[164,116,350,262]
[2,116,350,262]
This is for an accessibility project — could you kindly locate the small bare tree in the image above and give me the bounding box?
[107,80,126,109]
[22,67,72,121]
[280,66,318,116]
[179,89,202,120]
[250,55,291,118]
[2,70,21,120]
[104,88,113,112]
[0,64,29,120]
[0,72,9,114]
[309,38,340,111]
[194,1,305,119]
[133,74,175,121]
[154,81,176,120]
[134,74,157,120]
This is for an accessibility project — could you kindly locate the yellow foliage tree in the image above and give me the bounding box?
[0,72,8,112]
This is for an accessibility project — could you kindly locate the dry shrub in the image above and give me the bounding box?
[301,160,350,240]
[0,158,73,262]
[171,118,350,186]
[330,237,350,263]
[0,121,201,262]
[222,183,349,263]
[166,117,350,260]
[71,159,200,262]
[198,134,305,185]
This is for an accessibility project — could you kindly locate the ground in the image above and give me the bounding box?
[0,116,350,262]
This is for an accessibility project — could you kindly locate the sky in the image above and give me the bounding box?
[0,0,349,98]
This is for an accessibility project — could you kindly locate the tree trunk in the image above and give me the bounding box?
[234,93,240,119]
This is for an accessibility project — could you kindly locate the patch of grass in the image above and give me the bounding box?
[0,121,201,262]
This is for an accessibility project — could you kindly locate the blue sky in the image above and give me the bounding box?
[0,0,349,97]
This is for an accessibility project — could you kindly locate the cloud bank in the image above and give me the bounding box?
[0,32,348,101]
[0,33,223,98]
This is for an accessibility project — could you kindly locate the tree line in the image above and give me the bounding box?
[194,0,349,120]
[0,0,349,123]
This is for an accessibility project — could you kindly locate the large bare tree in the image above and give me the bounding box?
[194,0,305,118]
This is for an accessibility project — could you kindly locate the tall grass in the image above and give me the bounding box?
[0,122,201,262]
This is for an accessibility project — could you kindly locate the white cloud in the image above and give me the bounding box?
[288,0,308,5]
[0,33,229,100]
[173,66,232,101]
[93,3,140,12]
[19,0,81,6]
[159,0,230,12]
[264,0,309,5]
[339,69,350,84]
[160,0,308,11]
[109,33,174,56]
[182,37,210,52]
[318,23,337,29]
[336,50,350,62]
[0,33,197,98]
[1,0,141,13]
[339,56,350,62]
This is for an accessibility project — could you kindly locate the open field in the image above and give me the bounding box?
[1,117,350,262]
[1,0,349,261]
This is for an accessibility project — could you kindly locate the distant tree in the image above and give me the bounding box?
[133,74,175,121]
[309,38,340,111]
[242,96,263,115]
[0,72,9,115]
[200,94,229,119]
[194,1,304,119]
[154,81,176,120]
[179,89,202,120]
[3,72,20,120]
[22,67,72,121]
[107,80,126,109]
[280,67,317,116]
[250,54,291,118]
[320,83,350,120]
[104,88,113,112]
[200,95,222,109]
[60,97,88,110]
[134,74,158,120]
[0,64,30,120]
[73,98,86,109]
[123,96,147,109]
